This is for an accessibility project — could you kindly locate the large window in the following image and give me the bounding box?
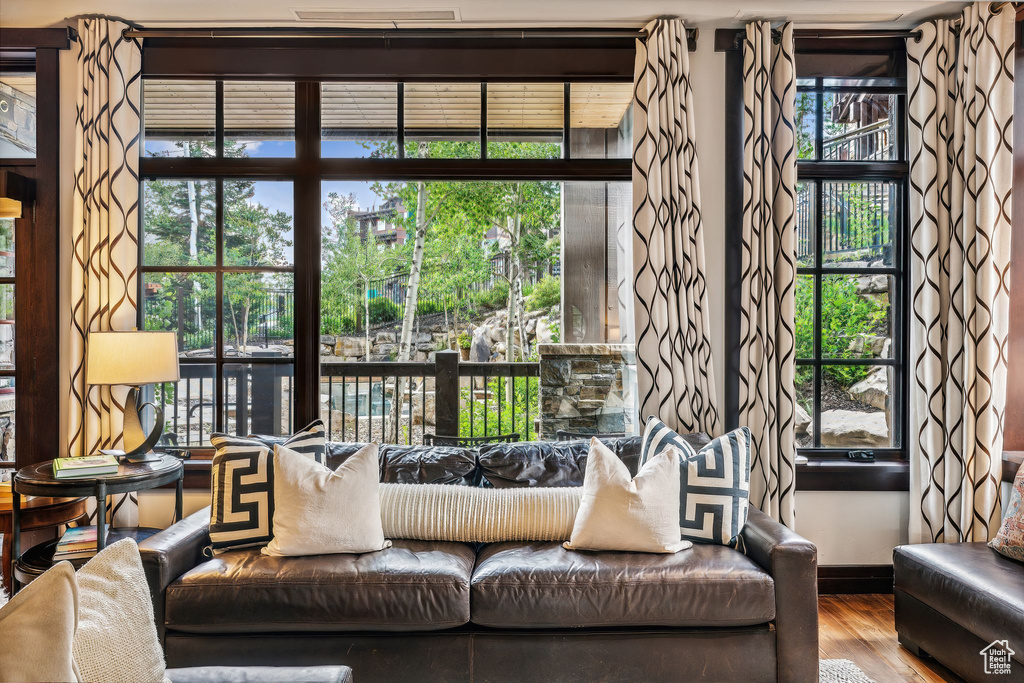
[140,70,632,450]
[793,75,907,457]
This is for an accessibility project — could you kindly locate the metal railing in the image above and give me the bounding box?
[319,351,539,446]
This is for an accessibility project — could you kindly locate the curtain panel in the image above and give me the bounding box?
[631,18,721,437]
[68,18,143,524]
[737,22,798,527]
[907,4,1014,544]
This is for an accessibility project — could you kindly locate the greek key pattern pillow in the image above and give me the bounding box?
[208,420,326,553]
[640,418,752,546]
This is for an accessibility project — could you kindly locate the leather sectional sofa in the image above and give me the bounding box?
[139,437,819,683]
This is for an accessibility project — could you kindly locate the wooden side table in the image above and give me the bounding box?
[10,456,183,592]
[0,496,88,594]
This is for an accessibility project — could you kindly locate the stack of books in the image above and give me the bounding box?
[52,455,119,479]
[54,525,106,561]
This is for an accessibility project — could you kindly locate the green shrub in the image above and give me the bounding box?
[526,275,560,312]
[475,282,509,310]
[321,312,357,335]
[795,276,888,388]
[367,297,401,324]
[457,331,473,349]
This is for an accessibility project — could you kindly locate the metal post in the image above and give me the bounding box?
[435,350,459,437]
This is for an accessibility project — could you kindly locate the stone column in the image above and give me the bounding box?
[538,343,636,439]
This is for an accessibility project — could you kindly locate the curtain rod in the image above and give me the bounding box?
[120,27,686,41]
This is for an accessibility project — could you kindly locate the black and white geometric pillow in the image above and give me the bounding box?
[208,420,327,553]
[640,417,752,546]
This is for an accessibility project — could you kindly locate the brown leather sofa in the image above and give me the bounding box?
[894,542,1024,683]
[140,437,819,683]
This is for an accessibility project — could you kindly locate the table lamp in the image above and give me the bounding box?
[85,331,180,462]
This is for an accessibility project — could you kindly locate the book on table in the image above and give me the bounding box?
[54,525,108,561]
[52,455,119,479]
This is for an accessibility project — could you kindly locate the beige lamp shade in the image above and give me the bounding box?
[86,331,180,385]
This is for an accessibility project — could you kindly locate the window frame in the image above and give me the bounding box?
[794,77,910,461]
[138,42,635,453]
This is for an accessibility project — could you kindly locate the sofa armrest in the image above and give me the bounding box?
[138,506,211,641]
[740,507,818,683]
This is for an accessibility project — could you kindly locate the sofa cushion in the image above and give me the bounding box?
[478,434,710,488]
[470,541,775,628]
[324,442,479,485]
[165,540,475,633]
[894,542,1024,649]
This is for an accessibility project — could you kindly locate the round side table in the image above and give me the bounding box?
[0,496,88,594]
[10,456,183,592]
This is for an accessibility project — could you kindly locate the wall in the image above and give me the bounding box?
[55,26,910,567]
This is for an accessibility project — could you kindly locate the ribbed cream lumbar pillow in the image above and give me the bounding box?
[380,483,582,542]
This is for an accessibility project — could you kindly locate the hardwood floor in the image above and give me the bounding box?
[819,594,963,682]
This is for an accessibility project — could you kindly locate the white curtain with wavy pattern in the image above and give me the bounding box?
[68,18,142,525]
[907,4,1014,544]
[737,22,798,528]
[631,18,721,437]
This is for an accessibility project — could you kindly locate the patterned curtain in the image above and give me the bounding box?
[631,18,721,436]
[907,4,1014,544]
[68,18,142,525]
[737,23,798,527]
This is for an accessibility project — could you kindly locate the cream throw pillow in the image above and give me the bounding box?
[264,443,392,556]
[0,561,79,682]
[564,437,691,553]
[74,538,166,683]
[381,483,581,542]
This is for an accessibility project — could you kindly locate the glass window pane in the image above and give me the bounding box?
[143,79,215,157]
[569,83,632,159]
[0,377,15,462]
[223,180,294,266]
[223,272,294,357]
[0,217,14,277]
[796,91,816,160]
[821,274,891,360]
[404,83,480,159]
[224,81,295,157]
[822,92,897,161]
[150,364,216,448]
[143,273,216,357]
[822,181,896,267]
[322,83,397,158]
[796,181,816,267]
[223,362,294,437]
[0,284,13,372]
[143,179,216,266]
[795,274,814,360]
[486,83,562,159]
[795,366,813,448]
[820,364,892,447]
[0,72,36,158]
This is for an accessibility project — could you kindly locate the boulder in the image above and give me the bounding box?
[411,391,436,426]
[846,334,889,357]
[857,274,889,294]
[525,318,538,336]
[848,368,889,410]
[334,337,364,358]
[794,403,811,436]
[374,331,397,344]
[819,410,889,447]
[535,316,556,345]
[320,408,356,437]
[471,326,492,362]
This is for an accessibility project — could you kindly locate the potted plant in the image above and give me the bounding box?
[457,331,473,360]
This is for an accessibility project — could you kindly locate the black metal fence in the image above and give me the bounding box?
[796,120,895,263]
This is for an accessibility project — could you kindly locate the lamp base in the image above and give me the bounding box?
[122,386,165,461]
